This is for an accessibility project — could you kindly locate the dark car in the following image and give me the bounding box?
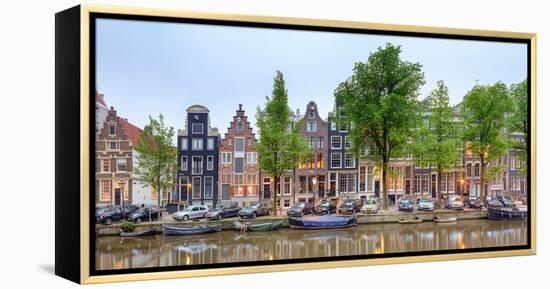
[123,205,141,215]
[287,202,313,217]
[128,207,160,223]
[337,199,362,214]
[96,206,124,224]
[205,204,241,219]
[486,198,503,208]
[497,195,515,207]
[314,200,337,215]
[398,198,414,212]
[239,202,272,219]
[468,198,484,209]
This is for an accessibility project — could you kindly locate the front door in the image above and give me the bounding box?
[114,189,121,206]
[374,181,380,198]
[222,184,230,200]
[405,180,411,194]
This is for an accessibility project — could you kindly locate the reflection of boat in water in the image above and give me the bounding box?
[232,220,283,232]
[398,217,423,224]
[302,229,350,241]
[162,224,222,235]
[174,243,218,253]
[289,215,357,230]
[488,207,528,220]
[433,216,457,223]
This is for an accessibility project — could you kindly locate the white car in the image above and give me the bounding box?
[173,205,209,221]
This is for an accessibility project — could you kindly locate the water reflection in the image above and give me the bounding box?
[95,220,527,270]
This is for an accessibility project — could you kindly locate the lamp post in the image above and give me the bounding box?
[187,182,192,208]
[118,179,126,218]
[459,179,465,198]
[311,176,317,206]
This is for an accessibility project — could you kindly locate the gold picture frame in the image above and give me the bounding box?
[55,4,536,284]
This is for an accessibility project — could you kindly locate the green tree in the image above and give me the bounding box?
[509,79,528,176]
[413,81,461,205]
[134,114,176,220]
[256,71,309,215]
[335,43,425,210]
[462,82,513,199]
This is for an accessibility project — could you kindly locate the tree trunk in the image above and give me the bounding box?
[158,186,162,221]
[437,165,442,208]
[273,176,279,216]
[382,161,389,210]
[480,155,485,200]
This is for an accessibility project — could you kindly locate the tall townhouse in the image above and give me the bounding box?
[327,100,358,205]
[487,131,527,199]
[177,105,220,208]
[294,101,329,206]
[95,90,109,138]
[218,104,260,207]
[95,107,154,208]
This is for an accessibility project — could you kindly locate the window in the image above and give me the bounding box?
[207,138,215,150]
[415,175,421,193]
[344,153,355,168]
[284,176,291,195]
[317,137,324,149]
[247,152,257,164]
[441,173,447,192]
[331,153,342,168]
[395,167,403,191]
[192,156,203,174]
[100,180,111,201]
[309,137,315,148]
[345,136,351,148]
[236,121,244,132]
[339,122,348,132]
[235,157,244,173]
[448,173,455,193]
[180,156,188,171]
[339,174,348,193]
[329,173,337,193]
[116,159,127,172]
[192,123,203,134]
[222,152,231,164]
[422,174,429,194]
[179,177,188,201]
[284,199,291,208]
[235,138,244,152]
[466,163,472,177]
[359,166,366,192]
[106,141,119,151]
[192,138,203,150]
[299,176,306,194]
[235,175,244,196]
[109,123,116,135]
[367,166,374,192]
[348,173,356,192]
[309,111,315,119]
[331,121,337,131]
[474,163,480,177]
[101,159,110,172]
[180,138,188,150]
[307,121,317,132]
[204,177,213,199]
[331,136,342,149]
[207,156,214,171]
[192,177,201,199]
[316,153,324,169]
[247,174,257,196]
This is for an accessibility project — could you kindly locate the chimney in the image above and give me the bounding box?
[236,104,244,117]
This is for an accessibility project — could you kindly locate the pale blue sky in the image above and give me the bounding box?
[96,18,527,143]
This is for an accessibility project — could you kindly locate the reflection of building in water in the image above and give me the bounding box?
[95,220,528,270]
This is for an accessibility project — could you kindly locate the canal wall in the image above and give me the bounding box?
[95,209,488,236]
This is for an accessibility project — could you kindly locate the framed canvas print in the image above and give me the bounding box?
[55,4,536,284]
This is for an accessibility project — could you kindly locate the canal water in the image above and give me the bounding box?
[95,219,527,270]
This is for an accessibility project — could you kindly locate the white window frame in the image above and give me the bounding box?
[344,136,351,148]
[192,123,203,134]
[181,156,188,171]
[192,138,203,150]
[234,137,245,153]
[344,153,355,168]
[331,136,342,149]
[307,121,317,132]
[207,138,215,150]
[116,158,127,172]
[192,177,201,199]
[100,180,111,202]
[101,159,110,172]
[207,156,214,171]
[108,123,116,136]
[106,141,119,151]
[191,156,203,175]
[204,177,214,199]
[331,153,342,168]
[247,152,257,164]
[221,152,232,164]
[180,138,188,150]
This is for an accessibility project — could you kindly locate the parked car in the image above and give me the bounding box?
[338,199,362,214]
[468,197,484,209]
[239,202,272,219]
[172,205,209,221]
[205,204,241,219]
[445,195,465,210]
[314,200,337,215]
[128,207,160,223]
[398,198,414,212]
[417,197,435,211]
[287,202,313,217]
[96,206,124,224]
[497,195,515,207]
[361,199,380,214]
[485,198,503,208]
[123,205,141,216]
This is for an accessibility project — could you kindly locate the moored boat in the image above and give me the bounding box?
[288,214,357,230]
[433,216,457,223]
[232,220,283,232]
[119,228,157,237]
[398,217,423,224]
[162,224,222,235]
[487,207,528,220]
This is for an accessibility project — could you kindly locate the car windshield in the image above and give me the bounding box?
[294,203,305,208]
[420,198,431,202]
[213,206,225,211]
[250,203,261,208]
[344,201,354,206]
[366,200,376,205]
[401,199,411,204]
[320,202,331,207]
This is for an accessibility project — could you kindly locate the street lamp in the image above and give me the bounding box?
[311,176,317,206]
[459,179,465,198]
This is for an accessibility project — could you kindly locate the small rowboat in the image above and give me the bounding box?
[119,228,157,237]
[433,216,457,223]
[398,217,423,224]
[289,215,357,230]
[162,224,222,235]
[233,220,283,232]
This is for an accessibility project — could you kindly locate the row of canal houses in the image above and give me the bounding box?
[95,91,527,210]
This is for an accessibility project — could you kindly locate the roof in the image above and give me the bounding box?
[96,91,108,108]
[186,104,209,113]
[119,118,143,145]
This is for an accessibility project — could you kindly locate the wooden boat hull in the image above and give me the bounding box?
[119,228,157,237]
[288,215,357,230]
[433,217,457,223]
[398,219,423,224]
[233,221,283,232]
[162,224,222,235]
[487,207,528,220]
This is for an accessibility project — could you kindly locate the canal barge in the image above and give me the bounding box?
[162,224,222,235]
[487,207,528,220]
[288,215,357,230]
